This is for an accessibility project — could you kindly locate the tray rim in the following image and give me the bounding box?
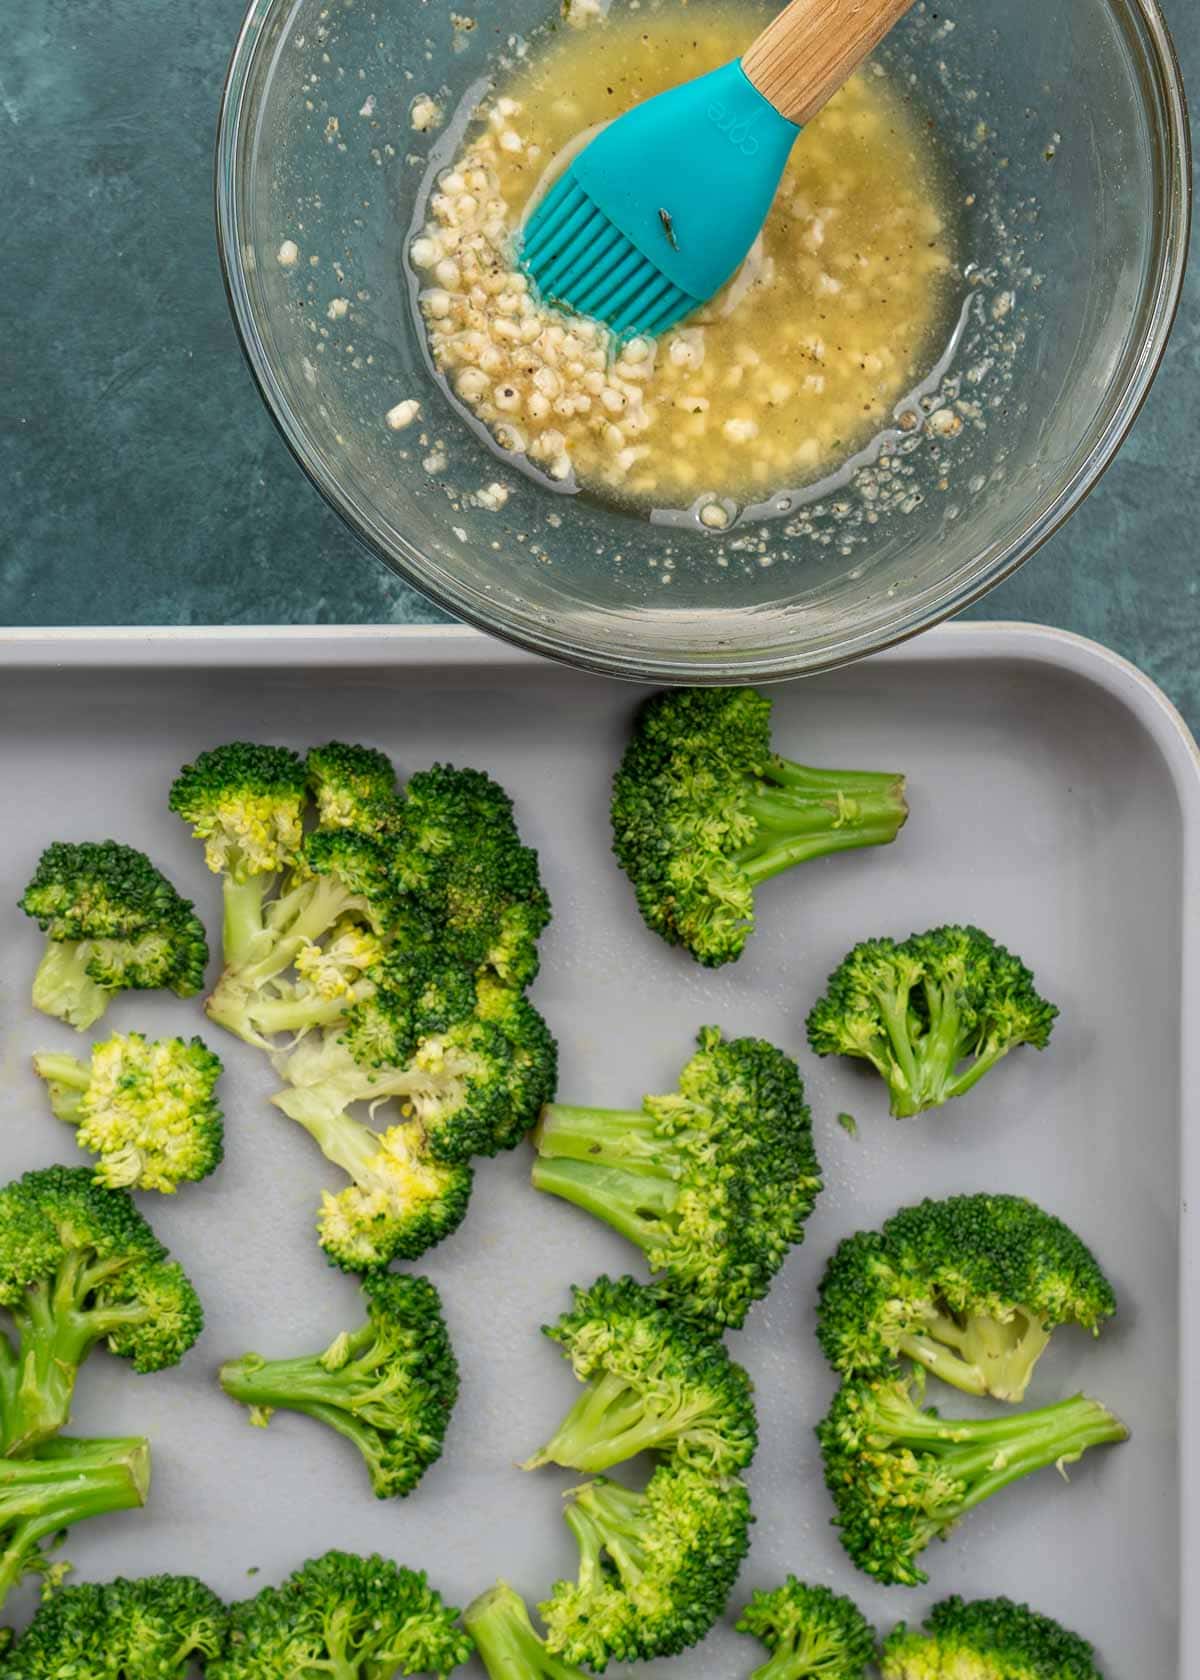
[1,616,1195,1671]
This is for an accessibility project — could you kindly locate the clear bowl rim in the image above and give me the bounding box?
[214,0,1192,683]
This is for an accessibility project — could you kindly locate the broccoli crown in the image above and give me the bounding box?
[0,1437,151,1614]
[879,1595,1103,1680]
[533,1025,821,1329]
[220,1272,458,1499]
[539,1463,752,1670]
[1,1572,227,1677]
[306,741,398,831]
[817,1194,1116,1403]
[806,925,1058,1117]
[212,1551,472,1679]
[0,1167,203,1452]
[525,1274,757,1475]
[610,687,907,967]
[34,1032,225,1194]
[464,1584,589,1680]
[20,842,209,1029]
[816,1372,1128,1587]
[169,743,309,881]
[737,1578,876,1680]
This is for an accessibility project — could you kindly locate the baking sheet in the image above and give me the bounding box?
[0,622,1194,1676]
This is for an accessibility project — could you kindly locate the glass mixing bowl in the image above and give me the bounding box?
[216,0,1189,680]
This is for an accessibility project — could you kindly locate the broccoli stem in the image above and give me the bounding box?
[465,1584,587,1679]
[31,945,109,1033]
[524,1371,715,1473]
[222,877,271,971]
[566,1480,648,1586]
[530,1157,676,1252]
[220,1351,391,1487]
[899,1310,1053,1404]
[30,1053,90,1124]
[0,1436,150,1608]
[736,763,907,886]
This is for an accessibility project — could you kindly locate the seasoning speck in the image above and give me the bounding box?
[386,399,421,430]
[276,240,300,268]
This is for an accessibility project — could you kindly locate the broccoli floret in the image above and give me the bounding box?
[381,765,551,990]
[523,1275,756,1475]
[1,1571,227,1676]
[736,1578,876,1679]
[538,1463,752,1670]
[307,741,398,831]
[272,958,556,1167]
[210,1551,473,1679]
[816,1370,1128,1587]
[879,1594,1103,1679]
[19,842,209,1031]
[220,1273,458,1498]
[0,1166,203,1454]
[268,1067,474,1270]
[532,1026,821,1329]
[169,742,309,969]
[205,826,402,1049]
[33,1032,224,1194]
[0,1437,150,1613]
[611,688,907,967]
[464,1585,590,1680]
[817,1194,1116,1402]
[807,925,1058,1117]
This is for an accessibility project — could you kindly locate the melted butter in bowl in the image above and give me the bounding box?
[409,4,960,514]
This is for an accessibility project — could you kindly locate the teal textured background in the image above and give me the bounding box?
[1,2,1195,718]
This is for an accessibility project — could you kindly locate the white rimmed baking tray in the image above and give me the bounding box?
[0,621,1194,1676]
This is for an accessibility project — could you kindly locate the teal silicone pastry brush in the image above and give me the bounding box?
[521,0,917,337]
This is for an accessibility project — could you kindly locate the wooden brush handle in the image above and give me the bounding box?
[743,0,917,125]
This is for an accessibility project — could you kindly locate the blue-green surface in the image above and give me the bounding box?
[2,1,1196,719]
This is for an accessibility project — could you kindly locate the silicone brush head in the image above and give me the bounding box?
[520,59,800,338]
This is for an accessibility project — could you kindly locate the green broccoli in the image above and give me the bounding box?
[19,842,209,1031]
[219,1273,458,1498]
[0,1437,150,1613]
[272,961,557,1166]
[33,1031,224,1194]
[464,1585,590,1680]
[0,1166,203,1454]
[736,1578,876,1679]
[610,688,907,967]
[532,1026,821,1329]
[0,1571,227,1676]
[523,1275,756,1476]
[538,1463,752,1670]
[168,742,309,969]
[806,925,1058,1117]
[817,1194,1116,1402]
[306,741,397,831]
[879,1594,1103,1679]
[816,1370,1128,1587]
[210,1551,473,1679]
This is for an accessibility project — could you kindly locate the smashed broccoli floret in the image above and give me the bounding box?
[0,1437,150,1614]
[611,687,907,967]
[523,1275,756,1476]
[210,1551,473,1679]
[817,1194,1116,1402]
[0,1571,227,1677]
[270,1073,474,1271]
[220,1273,458,1498]
[879,1594,1103,1679]
[19,842,209,1031]
[532,1026,821,1329]
[464,1584,589,1680]
[169,742,309,969]
[33,1032,224,1194]
[737,1578,876,1679]
[0,1166,203,1454]
[539,1463,752,1671]
[807,925,1058,1117]
[307,741,397,831]
[816,1370,1128,1587]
